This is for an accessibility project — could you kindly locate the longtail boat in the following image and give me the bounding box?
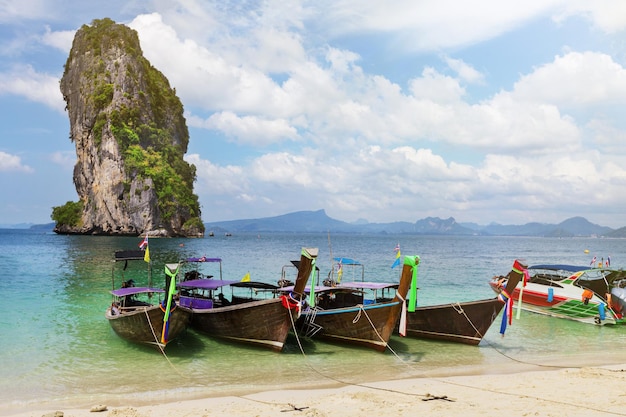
[286,255,417,352]
[490,263,626,325]
[402,259,526,345]
[177,247,317,352]
[105,250,191,348]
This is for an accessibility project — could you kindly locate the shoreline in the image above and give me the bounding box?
[5,362,626,417]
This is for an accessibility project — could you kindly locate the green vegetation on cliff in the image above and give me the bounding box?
[124,144,200,222]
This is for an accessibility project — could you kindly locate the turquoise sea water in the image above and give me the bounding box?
[2,229,626,414]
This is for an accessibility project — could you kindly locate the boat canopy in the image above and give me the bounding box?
[110,287,164,296]
[339,282,399,290]
[333,257,361,265]
[329,256,365,283]
[279,284,336,293]
[178,279,238,290]
[529,265,590,272]
[231,281,280,290]
[114,250,147,261]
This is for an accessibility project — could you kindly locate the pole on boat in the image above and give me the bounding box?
[161,263,180,345]
[293,247,318,304]
[397,255,420,336]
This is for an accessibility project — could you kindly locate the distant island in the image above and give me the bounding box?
[6,209,626,237]
[202,209,626,238]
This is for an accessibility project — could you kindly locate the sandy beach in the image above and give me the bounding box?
[8,363,626,417]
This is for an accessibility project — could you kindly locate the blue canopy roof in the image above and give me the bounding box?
[333,257,361,265]
[529,264,590,272]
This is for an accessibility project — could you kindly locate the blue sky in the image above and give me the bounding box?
[1,1,626,228]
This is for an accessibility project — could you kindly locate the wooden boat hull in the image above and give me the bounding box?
[401,261,526,345]
[179,247,316,352]
[106,305,191,346]
[404,298,503,345]
[302,301,402,352]
[188,298,299,352]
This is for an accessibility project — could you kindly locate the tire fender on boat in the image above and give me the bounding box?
[281,293,301,310]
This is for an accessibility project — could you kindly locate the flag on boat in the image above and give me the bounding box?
[143,245,150,263]
[336,261,343,283]
[590,256,596,266]
[139,235,150,262]
[241,272,250,282]
[391,244,401,269]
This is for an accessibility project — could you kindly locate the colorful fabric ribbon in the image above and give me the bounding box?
[498,289,513,335]
[403,255,420,312]
[397,294,407,336]
[161,264,179,344]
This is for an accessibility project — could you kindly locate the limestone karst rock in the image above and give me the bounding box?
[57,18,203,237]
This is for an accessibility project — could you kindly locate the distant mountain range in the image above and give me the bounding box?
[5,210,626,237]
[204,209,626,237]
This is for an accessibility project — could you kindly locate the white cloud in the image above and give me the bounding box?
[129,13,297,116]
[511,51,626,107]
[587,118,626,154]
[0,0,50,23]
[251,152,315,186]
[0,64,64,111]
[188,127,626,226]
[197,112,300,146]
[408,67,466,103]
[443,56,485,85]
[555,0,626,33]
[50,151,75,170]
[130,10,620,159]
[464,94,581,153]
[41,26,75,53]
[0,151,33,172]
[185,154,248,195]
[312,0,563,51]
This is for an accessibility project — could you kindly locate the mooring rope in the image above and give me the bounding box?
[451,302,572,369]
[143,308,186,377]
